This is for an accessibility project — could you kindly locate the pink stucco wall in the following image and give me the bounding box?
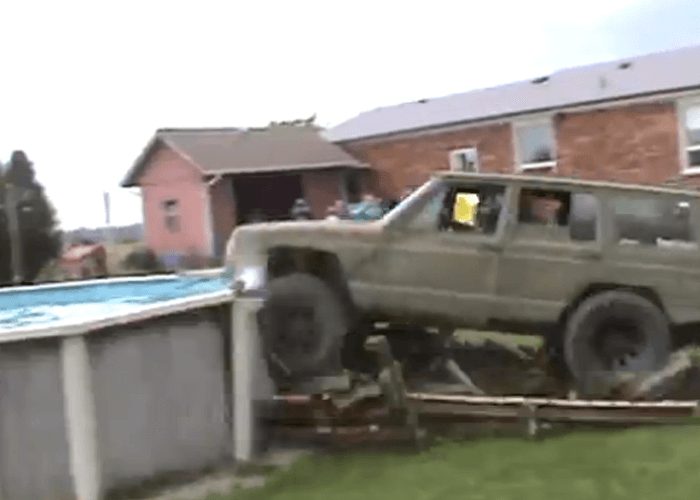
[139,143,211,258]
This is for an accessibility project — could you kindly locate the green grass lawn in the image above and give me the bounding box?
[210,426,700,500]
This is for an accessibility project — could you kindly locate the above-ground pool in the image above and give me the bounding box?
[0,274,231,333]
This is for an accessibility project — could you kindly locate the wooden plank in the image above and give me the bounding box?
[408,393,699,410]
[415,401,698,424]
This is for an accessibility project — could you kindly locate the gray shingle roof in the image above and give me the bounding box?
[326,44,700,143]
[122,125,366,186]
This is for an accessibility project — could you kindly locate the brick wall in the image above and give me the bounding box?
[555,102,682,184]
[301,170,345,218]
[341,100,690,197]
[342,123,513,198]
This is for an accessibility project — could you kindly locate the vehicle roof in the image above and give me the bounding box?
[435,171,700,198]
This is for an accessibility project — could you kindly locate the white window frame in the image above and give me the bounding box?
[449,147,479,172]
[513,116,557,171]
[678,97,700,175]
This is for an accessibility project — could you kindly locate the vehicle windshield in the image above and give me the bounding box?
[383,178,443,225]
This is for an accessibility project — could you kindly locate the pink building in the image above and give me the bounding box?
[121,124,368,266]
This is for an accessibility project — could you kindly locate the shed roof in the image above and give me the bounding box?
[122,125,366,187]
[326,44,700,143]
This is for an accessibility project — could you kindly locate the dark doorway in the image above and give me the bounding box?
[233,173,304,224]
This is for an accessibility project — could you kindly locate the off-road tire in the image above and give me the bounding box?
[258,273,349,380]
[564,290,671,397]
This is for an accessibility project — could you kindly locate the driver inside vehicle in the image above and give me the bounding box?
[521,190,566,226]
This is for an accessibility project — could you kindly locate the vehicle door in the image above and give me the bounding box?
[604,192,700,323]
[358,179,510,327]
[496,185,603,324]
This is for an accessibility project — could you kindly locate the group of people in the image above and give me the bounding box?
[289,195,383,221]
[289,189,414,222]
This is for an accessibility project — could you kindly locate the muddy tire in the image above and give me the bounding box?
[258,273,349,379]
[564,290,670,397]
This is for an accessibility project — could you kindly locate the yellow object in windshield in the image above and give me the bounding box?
[453,193,479,225]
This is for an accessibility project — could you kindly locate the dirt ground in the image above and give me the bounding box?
[399,338,566,397]
[397,332,700,400]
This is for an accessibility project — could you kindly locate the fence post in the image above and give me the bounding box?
[61,335,102,500]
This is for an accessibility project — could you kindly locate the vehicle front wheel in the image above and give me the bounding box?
[564,290,671,397]
[258,273,349,381]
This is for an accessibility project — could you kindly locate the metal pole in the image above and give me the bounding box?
[103,191,113,245]
[4,183,23,284]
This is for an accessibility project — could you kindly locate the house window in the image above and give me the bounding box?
[683,103,700,172]
[515,120,556,170]
[449,147,479,172]
[162,199,180,233]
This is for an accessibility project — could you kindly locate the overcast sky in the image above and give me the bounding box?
[1,0,699,230]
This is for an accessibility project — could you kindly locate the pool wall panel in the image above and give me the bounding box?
[88,307,231,491]
[0,339,74,500]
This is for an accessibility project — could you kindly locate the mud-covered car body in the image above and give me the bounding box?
[226,171,700,334]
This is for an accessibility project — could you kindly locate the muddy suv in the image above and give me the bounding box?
[226,172,700,395]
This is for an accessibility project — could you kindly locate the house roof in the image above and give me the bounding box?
[326,44,700,143]
[122,125,367,187]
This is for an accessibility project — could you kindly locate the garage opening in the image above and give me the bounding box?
[234,173,304,224]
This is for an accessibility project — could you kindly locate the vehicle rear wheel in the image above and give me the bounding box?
[258,273,349,380]
[564,290,671,397]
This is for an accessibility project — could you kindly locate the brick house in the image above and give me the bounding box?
[121,125,368,263]
[327,45,700,197]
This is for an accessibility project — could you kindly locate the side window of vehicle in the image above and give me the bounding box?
[612,195,696,249]
[438,184,506,235]
[516,188,598,242]
[404,185,449,231]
